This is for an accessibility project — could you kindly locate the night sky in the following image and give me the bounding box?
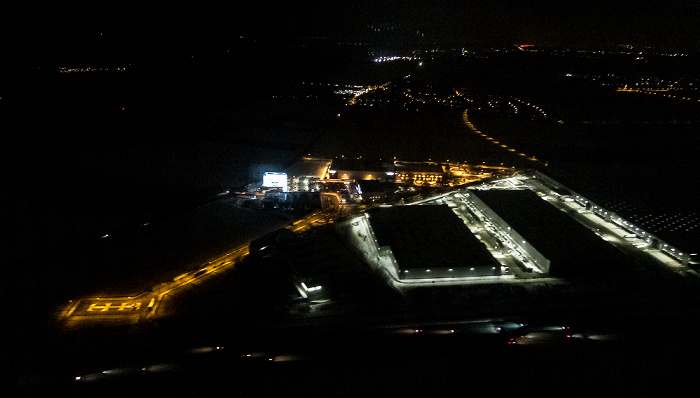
[2,0,698,65]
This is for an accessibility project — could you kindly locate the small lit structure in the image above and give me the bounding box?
[262,172,288,192]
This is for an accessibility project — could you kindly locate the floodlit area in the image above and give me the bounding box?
[412,192,554,281]
[466,173,692,274]
[59,244,250,328]
[340,193,548,290]
[552,195,688,270]
[339,171,692,290]
[57,169,693,330]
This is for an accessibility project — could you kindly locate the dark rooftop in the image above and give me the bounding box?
[356,179,397,193]
[366,205,500,271]
[330,158,391,172]
[285,158,332,178]
[394,162,445,174]
[472,189,634,278]
[281,233,373,295]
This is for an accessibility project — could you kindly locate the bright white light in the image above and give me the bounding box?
[262,172,288,191]
[301,282,321,292]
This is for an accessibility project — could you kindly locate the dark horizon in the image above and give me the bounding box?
[2,1,699,68]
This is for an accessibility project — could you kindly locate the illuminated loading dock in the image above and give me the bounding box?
[364,205,502,280]
[469,189,635,279]
[461,190,551,273]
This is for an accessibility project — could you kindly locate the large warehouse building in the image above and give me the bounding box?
[343,205,502,281]
[470,189,634,278]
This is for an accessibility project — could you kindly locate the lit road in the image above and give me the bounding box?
[617,87,700,103]
[416,192,557,281]
[291,208,337,232]
[461,109,544,165]
[60,209,336,328]
[61,244,250,327]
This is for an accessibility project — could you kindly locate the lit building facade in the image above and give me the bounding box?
[393,161,447,186]
[339,205,502,281]
[327,158,395,182]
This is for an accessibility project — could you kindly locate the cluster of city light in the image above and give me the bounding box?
[626,77,697,88]
[402,91,425,104]
[508,97,548,118]
[401,89,468,109]
[58,66,128,73]
[616,87,700,103]
[349,81,468,110]
[373,56,416,63]
[461,110,542,164]
[334,87,370,96]
[346,82,391,106]
[659,53,690,57]
[568,72,699,90]
[300,81,371,97]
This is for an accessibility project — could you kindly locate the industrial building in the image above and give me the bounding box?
[461,189,551,274]
[530,171,692,266]
[393,161,448,186]
[327,158,395,181]
[284,158,332,192]
[343,205,502,281]
[469,189,634,278]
